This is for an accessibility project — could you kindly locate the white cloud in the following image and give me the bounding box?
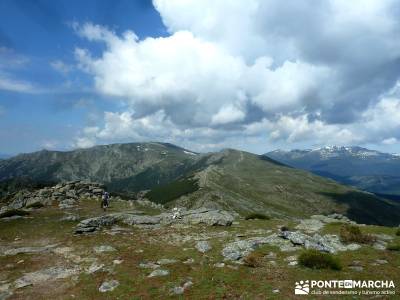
[72,0,400,152]
[382,137,397,145]
[0,74,37,93]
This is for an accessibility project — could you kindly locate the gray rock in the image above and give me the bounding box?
[279,231,360,253]
[25,197,46,208]
[157,258,177,265]
[2,244,58,256]
[171,286,184,295]
[375,259,388,265]
[183,258,195,264]
[99,280,119,292]
[349,266,364,272]
[75,215,118,234]
[60,214,79,222]
[195,241,211,253]
[93,245,116,253]
[118,214,161,225]
[222,240,257,261]
[14,266,80,288]
[86,262,104,274]
[148,269,169,277]
[139,262,160,269]
[179,208,234,226]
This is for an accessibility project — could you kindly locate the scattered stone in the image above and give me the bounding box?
[284,255,298,262]
[279,231,361,253]
[272,289,280,294]
[311,214,355,224]
[2,244,58,256]
[139,262,160,269]
[171,286,184,295]
[86,263,104,274]
[349,266,364,272]
[266,252,276,258]
[113,259,123,265]
[214,262,225,268]
[183,281,193,289]
[148,269,169,278]
[93,245,116,253]
[183,258,195,265]
[60,214,79,221]
[14,266,80,289]
[99,280,119,292]
[75,215,117,234]
[375,259,388,265]
[195,241,211,253]
[373,240,387,250]
[178,208,234,226]
[157,258,177,265]
[288,261,298,266]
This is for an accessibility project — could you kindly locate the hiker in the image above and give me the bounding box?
[101,191,110,211]
[172,207,182,219]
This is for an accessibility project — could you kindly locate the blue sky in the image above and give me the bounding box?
[0,0,166,154]
[1,0,400,155]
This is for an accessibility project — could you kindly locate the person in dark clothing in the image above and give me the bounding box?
[101,191,110,211]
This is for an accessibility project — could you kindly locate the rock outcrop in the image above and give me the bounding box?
[0,181,105,218]
[74,208,235,234]
[279,230,361,253]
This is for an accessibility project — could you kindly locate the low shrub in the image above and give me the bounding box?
[26,202,44,209]
[395,228,400,236]
[0,209,30,218]
[339,224,376,245]
[245,213,270,220]
[243,252,263,268]
[386,241,400,251]
[298,249,342,270]
[280,225,291,232]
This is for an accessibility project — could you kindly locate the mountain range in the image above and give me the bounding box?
[265,146,400,197]
[1,143,400,226]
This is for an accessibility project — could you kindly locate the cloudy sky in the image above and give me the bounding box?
[1,0,400,155]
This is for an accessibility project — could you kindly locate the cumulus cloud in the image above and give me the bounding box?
[73,1,400,151]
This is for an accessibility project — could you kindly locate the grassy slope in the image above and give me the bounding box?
[1,201,399,299]
[0,143,199,194]
[170,149,400,226]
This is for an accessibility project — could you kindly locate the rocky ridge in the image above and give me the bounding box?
[0,181,105,218]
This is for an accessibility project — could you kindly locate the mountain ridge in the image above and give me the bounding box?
[1,142,400,226]
[266,146,400,196]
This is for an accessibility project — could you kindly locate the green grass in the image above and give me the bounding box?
[396,228,400,236]
[245,213,270,220]
[298,249,342,270]
[386,241,400,251]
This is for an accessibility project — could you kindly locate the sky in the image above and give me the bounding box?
[1,0,400,155]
